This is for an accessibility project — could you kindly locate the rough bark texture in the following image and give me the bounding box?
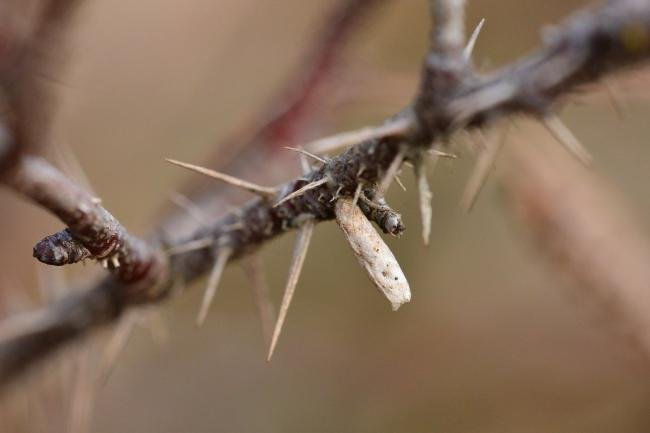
[1,0,650,387]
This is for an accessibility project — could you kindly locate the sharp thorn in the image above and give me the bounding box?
[602,79,626,120]
[330,185,343,202]
[196,247,232,327]
[460,128,507,212]
[166,237,214,255]
[284,146,327,164]
[110,255,120,268]
[274,177,329,207]
[267,220,315,361]
[394,175,407,192]
[68,346,96,433]
[52,141,97,196]
[463,18,485,60]
[377,146,407,196]
[99,312,139,386]
[169,192,209,227]
[428,148,458,159]
[298,153,311,175]
[166,159,277,198]
[415,158,434,246]
[306,117,413,155]
[542,115,592,166]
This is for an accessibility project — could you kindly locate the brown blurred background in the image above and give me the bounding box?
[1,0,650,432]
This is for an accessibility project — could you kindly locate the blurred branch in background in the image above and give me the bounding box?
[500,134,650,359]
[0,0,81,173]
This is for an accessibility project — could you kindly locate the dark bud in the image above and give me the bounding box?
[358,188,406,237]
[33,229,92,265]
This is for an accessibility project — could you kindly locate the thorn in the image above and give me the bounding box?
[306,117,413,155]
[100,259,108,269]
[377,146,407,196]
[91,197,102,205]
[166,159,277,198]
[169,192,209,227]
[428,148,458,159]
[461,128,507,212]
[166,237,214,255]
[352,183,363,206]
[335,198,410,310]
[415,157,434,246]
[68,346,96,433]
[196,247,232,327]
[52,141,97,196]
[267,220,315,361]
[298,153,311,175]
[394,175,407,192]
[99,312,139,386]
[542,115,592,166]
[242,254,275,347]
[330,185,343,202]
[274,177,329,207]
[284,146,327,164]
[357,164,366,177]
[110,255,120,268]
[602,79,626,120]
[463,18,485,60]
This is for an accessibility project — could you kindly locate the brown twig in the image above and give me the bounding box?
[2,156,166,292]
[1,0,650,386]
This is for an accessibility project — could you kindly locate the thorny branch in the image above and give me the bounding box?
[500,137,650,359]
[2,0,650,386]
[0,0,389,385]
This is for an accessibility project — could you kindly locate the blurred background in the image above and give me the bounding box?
[1,0,650,432]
